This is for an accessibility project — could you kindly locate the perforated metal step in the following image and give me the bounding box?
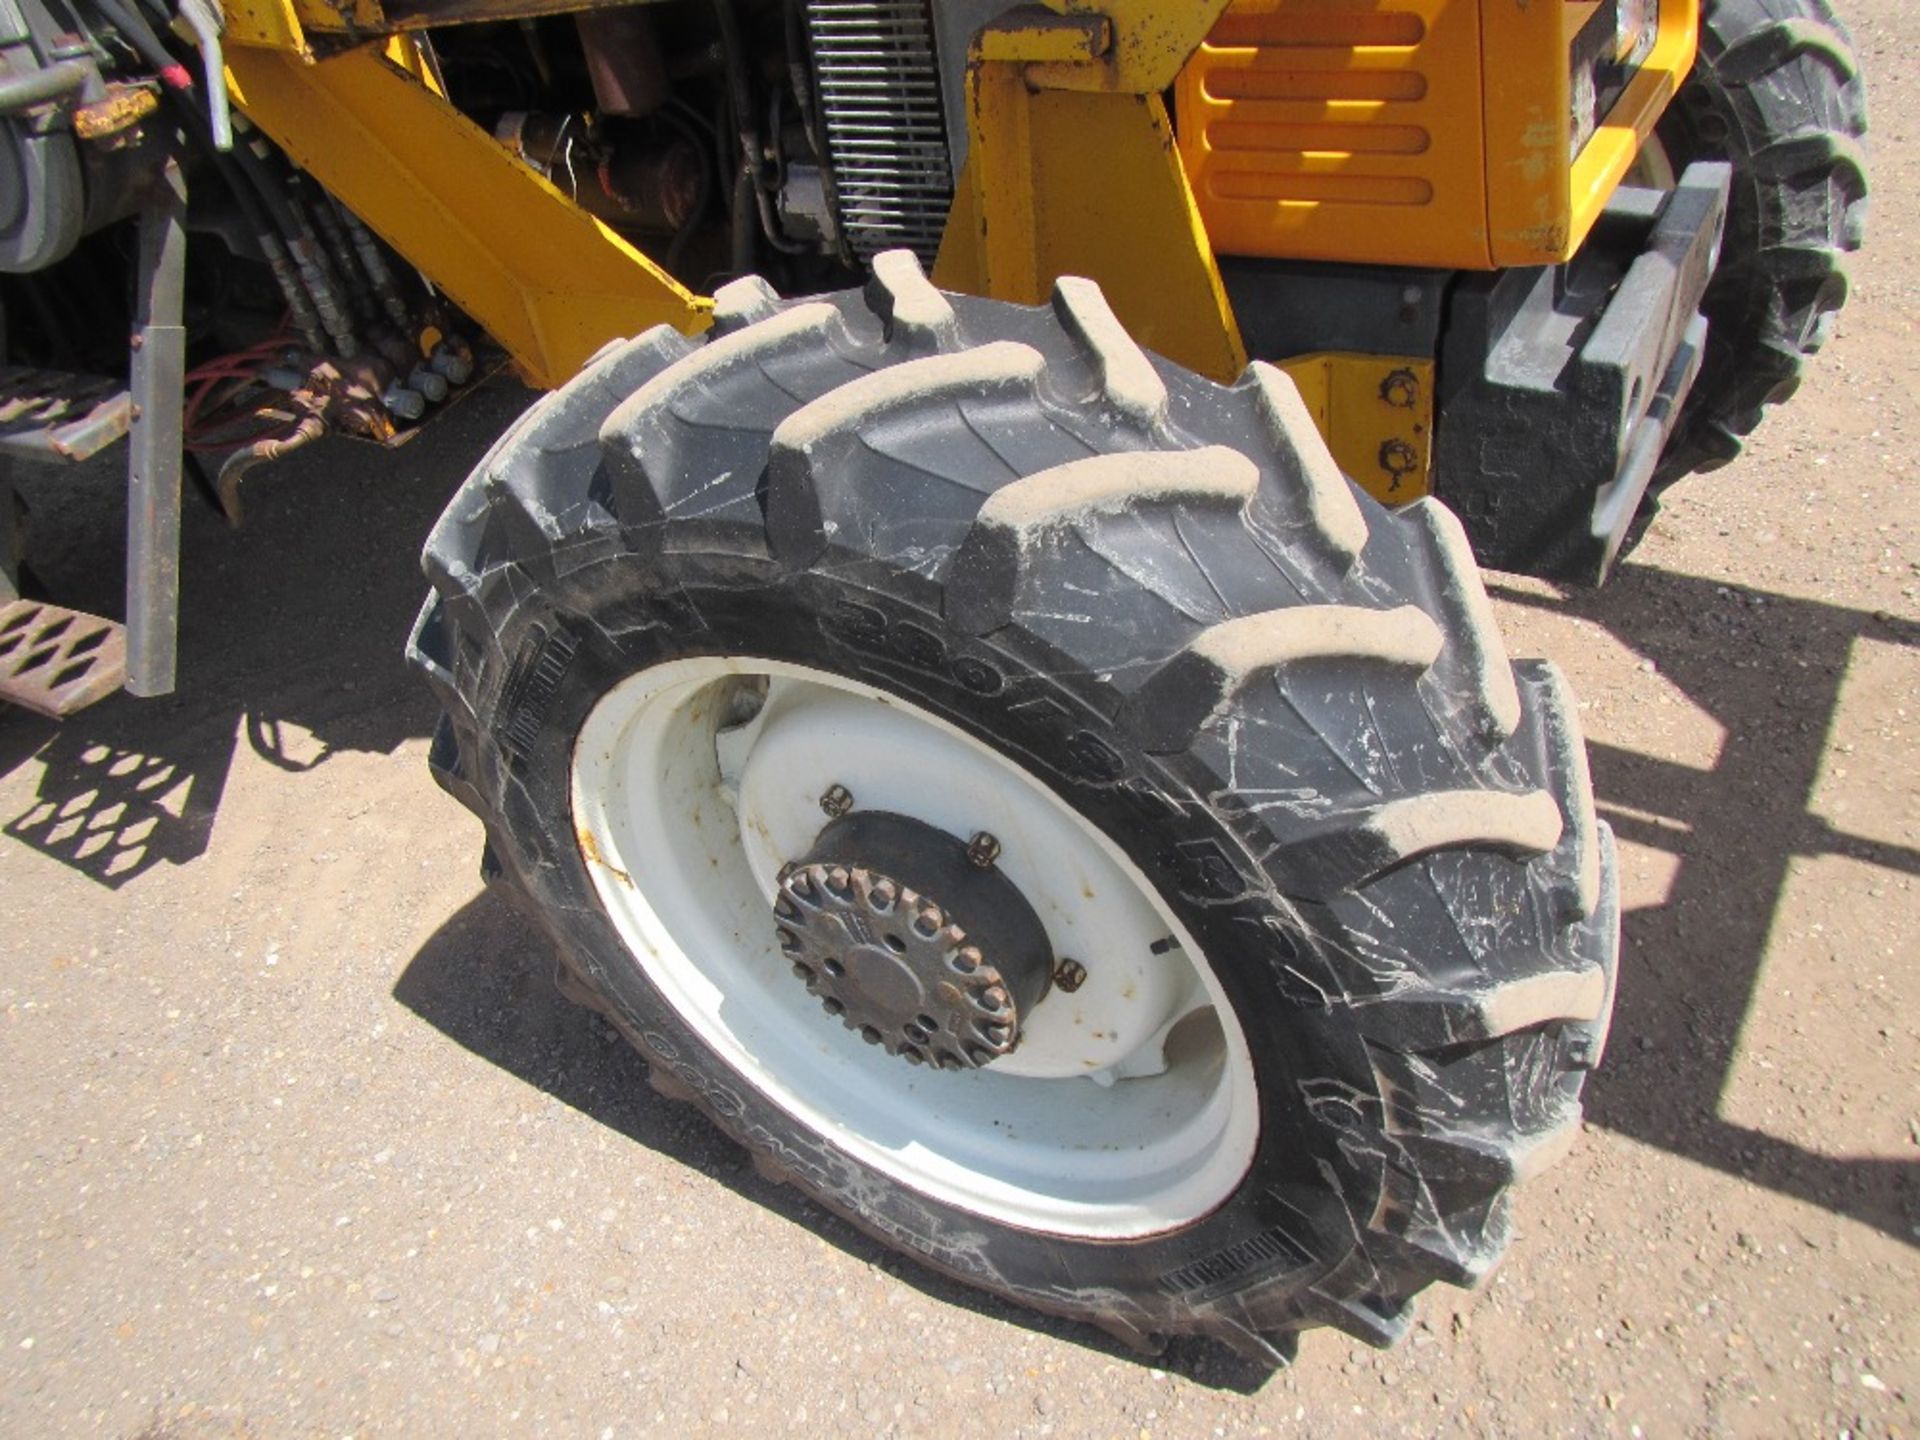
[0,368,133,465]
[0,600,126,717]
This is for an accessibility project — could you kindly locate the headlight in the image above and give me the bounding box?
[1571,0,1663,159]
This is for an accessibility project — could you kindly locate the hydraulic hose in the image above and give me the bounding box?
[729,164,755,276]
[224,162,328,354]
[86,0,184,81]
[711,0,806,258]
[288,170,376,324]
[215,413,326,526]
[230,138,360,357]
[328,196,413,332]
[655,104,712,277]
[177,116,329,353]
[90,0,334,356]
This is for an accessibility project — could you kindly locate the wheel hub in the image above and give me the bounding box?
[773,812,1052,1069]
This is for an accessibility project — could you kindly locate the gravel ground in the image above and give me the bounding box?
[2,5,1915,1435]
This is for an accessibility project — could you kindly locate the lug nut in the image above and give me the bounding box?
[1053,957,1088,993]
[966,831,1001,869]
[819,783,853,818]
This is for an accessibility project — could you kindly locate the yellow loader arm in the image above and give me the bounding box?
[223,36,711,389]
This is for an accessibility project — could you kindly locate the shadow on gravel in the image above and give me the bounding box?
[0,381,533,887]
[390,885,1276,1393]
[1494,564,1920,1251]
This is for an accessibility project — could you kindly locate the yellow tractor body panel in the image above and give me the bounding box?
[211,0,1700,501]
[1179,0,1699,270]
[1555,0,1701,265]
[1176,0,1493,269]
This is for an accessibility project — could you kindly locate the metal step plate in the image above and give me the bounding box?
[0,600,127,718]
[0,368,133,465]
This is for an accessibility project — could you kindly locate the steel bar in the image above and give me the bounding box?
[125,161,186,697]
[0,58,89,114]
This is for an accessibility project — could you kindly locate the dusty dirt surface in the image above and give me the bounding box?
[2,5,1915,1435]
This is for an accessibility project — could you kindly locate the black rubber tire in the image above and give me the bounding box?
[1649,0,1868,498]
[407,254,1619,1363]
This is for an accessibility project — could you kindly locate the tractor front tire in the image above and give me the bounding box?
[408,254,1619,1362]
[1651,0,1868,495]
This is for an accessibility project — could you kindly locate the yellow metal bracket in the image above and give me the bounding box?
[973,8,1109,64]
[224,42,709,389]
[933,1,1245,384]
[1024,0,1232,93]
[1279,355,1435,502]
[222,0,309,53]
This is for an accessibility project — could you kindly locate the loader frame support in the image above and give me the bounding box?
[223,42,711,389]
[933,2,1246,384]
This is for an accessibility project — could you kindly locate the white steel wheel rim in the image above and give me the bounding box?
[569,656,1260,1238]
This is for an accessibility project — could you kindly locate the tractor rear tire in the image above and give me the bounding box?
[408,254,1618,1362]
[1649,0,1868,499]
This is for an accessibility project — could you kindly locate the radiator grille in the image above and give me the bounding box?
[806,0,953,264]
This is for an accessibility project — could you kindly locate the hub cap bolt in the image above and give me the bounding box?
[966,831,1001,869]
[1053,957,1088,993]
[819,783,853,818]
